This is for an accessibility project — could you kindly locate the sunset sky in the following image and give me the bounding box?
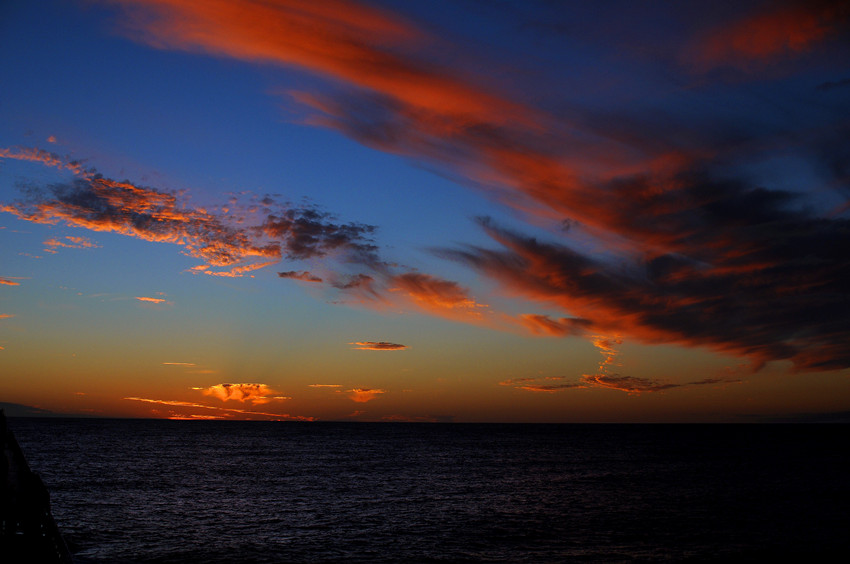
[2,0,849,422]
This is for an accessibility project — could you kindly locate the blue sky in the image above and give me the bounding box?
[2,0,849,421]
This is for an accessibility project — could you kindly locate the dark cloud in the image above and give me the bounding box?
[278,270,323,283]
[260,208,378,262]
[816,77,850,91]
[0,402,58,417]
[517,383,585,393]
[581,374,681,394]
[350,341,408,351]
[443,198,850,371]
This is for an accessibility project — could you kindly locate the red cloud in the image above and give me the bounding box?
[108,0,525,125]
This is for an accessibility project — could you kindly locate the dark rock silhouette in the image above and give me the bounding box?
[1,410,73,563]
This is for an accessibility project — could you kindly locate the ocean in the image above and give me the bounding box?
[8,419,850,563]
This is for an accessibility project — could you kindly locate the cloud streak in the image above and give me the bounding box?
[135,296,167,304]
[123,396,311,420]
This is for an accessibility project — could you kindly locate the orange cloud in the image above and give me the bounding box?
[390,272,487,319]
[0,314,15,319]
[135,296,167,304]
[580,373,679,394]
[42,235,101,253]
[308,384,341,388]
[194,383,287,404]
[347,388,385,403]
[0,278,21,286]
[3,147,381,280]
[162,362,195,366]
[350,341,407,351]
[0,146,88,175]
[519,314,591,337]
[203,260,280,278]
[107,0,525,126]
[2,161,280,270]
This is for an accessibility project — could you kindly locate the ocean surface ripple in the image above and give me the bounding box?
[10,420,850,563]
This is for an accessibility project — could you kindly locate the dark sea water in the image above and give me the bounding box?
[8,419,850,563]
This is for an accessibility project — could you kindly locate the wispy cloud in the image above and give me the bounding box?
[42,235,100,254]
[0,314,15,319]
[498,377,537,387]
[500,375,586,393]
[517,383,585,393]
[123,396,311,420]
[0,278,22,286]
[350,341,407,351]
[0,146,89,175]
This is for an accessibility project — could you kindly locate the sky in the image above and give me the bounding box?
[1,0,849,422]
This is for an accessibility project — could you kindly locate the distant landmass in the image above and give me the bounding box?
[0,402,62,417]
